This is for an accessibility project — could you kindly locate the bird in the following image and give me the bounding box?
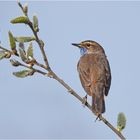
[72,40,111,116]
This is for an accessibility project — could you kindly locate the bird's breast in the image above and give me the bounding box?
[77,53,106,76]
[78,54,96,66]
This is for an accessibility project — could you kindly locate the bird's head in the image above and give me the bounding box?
[72,40,104,56]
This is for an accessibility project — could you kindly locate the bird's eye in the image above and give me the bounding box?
[86,43,90,48]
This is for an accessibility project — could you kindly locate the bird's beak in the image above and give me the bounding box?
[72,43,81,48]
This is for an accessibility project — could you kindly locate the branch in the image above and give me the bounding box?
[0,2,126,139]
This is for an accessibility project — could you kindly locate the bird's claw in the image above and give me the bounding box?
[82,95,87,107]
[95,113,101,122]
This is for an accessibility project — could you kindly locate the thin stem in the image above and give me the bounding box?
[100,116,125,140]
[18,62,47,75]
[0,46,11,52]
[28,22,50,70]
[35,61,48,70]
[0,45,49,71]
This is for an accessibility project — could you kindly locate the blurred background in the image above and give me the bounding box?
[0,1,140,139]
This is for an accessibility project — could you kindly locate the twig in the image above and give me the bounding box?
[18,62,47,75]
[0,45,49,72]
[0,46,11,52]
[28,22,50,70]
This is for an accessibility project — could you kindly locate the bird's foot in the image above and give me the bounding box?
[82,95,87,107]
[95,113,101,122]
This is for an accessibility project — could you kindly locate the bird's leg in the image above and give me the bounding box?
[95,113,101,122]
[82,94,87,107]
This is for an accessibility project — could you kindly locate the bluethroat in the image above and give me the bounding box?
[72,40,111,116]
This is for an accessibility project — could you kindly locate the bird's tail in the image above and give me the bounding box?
[92,96,105,114]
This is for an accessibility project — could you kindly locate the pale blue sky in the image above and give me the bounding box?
[0,1,140,139]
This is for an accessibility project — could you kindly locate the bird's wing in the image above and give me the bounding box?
[77,54,111,97]
[100,56,111,96]
[77,60,92,96]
